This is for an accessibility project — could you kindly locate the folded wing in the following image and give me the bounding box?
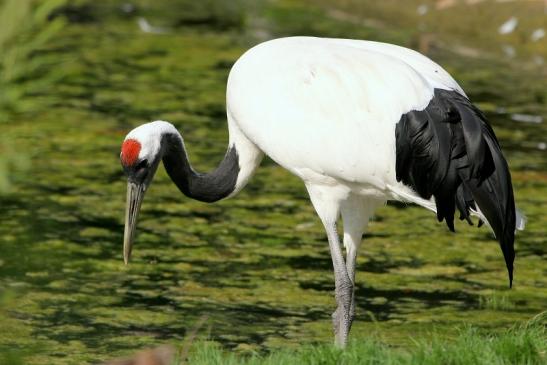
[395,89,516,287]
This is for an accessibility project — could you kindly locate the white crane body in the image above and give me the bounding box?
[226,38,461,204]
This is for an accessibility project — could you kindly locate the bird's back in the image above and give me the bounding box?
[226,37,463,191]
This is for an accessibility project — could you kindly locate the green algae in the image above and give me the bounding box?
[0,0,546,364]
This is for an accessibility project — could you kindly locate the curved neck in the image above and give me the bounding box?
[161,131,240,203]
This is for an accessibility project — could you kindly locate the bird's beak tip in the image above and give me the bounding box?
[123,181,144,268]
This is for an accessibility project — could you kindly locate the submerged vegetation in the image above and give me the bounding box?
[0,0,545,364]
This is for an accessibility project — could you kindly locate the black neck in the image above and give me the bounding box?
[162,133,240,203]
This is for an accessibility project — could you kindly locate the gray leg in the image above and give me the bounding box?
[305,184,353,347]
[305,186,381,347]
[324,221,353,348]
[340,197,382,340]
[339,198,366,338]
[342,232,360,331]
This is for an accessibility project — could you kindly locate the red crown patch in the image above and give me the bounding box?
[121,139,141,166]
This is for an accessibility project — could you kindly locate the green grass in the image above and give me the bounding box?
[180,314,546,365]
[2,316,544,364]
[0,0,67,120]
[0,0,66,192]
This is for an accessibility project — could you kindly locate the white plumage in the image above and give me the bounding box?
[227,37,458,210]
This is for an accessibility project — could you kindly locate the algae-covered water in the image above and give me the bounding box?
[0,1,546,364]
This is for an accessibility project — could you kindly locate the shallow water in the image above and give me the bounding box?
[0,1,546,364]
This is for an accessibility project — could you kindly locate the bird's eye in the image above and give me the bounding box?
[136,159,148,170]
[134,159,149,181]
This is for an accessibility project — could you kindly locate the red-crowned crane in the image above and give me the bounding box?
[120,37,525,347]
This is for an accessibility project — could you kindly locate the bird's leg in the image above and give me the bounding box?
[339,198,367,339]
[343,232,360,330]
[305,184,356,348]
[323,221,353,348]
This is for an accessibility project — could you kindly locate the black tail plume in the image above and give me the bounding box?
[395,89,516,287]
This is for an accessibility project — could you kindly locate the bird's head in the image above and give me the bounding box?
[120,122,166,264]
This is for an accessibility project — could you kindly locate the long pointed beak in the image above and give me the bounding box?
[124,182,145,265]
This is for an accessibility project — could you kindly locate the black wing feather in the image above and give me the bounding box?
[395,89,516,287]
